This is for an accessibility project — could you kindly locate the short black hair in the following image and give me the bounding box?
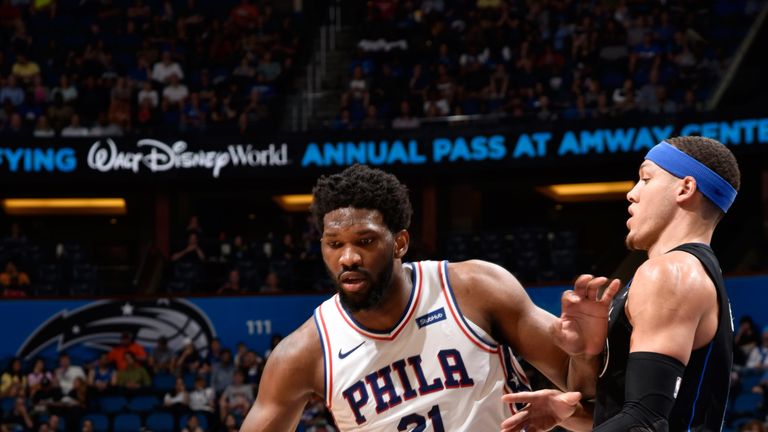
[666,136,741,191]
[311,164,413,234]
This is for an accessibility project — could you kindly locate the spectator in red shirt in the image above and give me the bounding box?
[107,332,147,370]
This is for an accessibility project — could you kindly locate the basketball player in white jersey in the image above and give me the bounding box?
[240,164,613,431]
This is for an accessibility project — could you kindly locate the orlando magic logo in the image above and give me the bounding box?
[16,298,216,360]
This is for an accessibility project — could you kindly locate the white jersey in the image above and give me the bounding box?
[314,260,531,431]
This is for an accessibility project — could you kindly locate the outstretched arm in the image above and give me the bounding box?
[240,319,324,432]
[552,275,621,395]
[447,261,618,393]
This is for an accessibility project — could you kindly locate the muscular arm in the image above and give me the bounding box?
[627,253,716,363]
[595,253,717,430]
[240,318,324,432]
[447,261,572,390]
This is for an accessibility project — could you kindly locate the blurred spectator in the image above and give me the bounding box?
[11,54,40,85]
[33,116,55,138]
[205,338,223,366]
[211,349,235,394]
[137,81,159,108]
[222,413,239,432]
[2,397,34,431]
[60,114,90,137]
[46,94,74,132]
[108,77,132,130]
[54,353,85,395]
[175,337,202,375]
[27,358,55,398]
[0,260,30,296]
[3,113,24,137]
[218,370,253,422]
[188,376,215,419]
[181,92,207,132]
[218,269,244,294]
[163,377,190,416]
[90,112,124,137]
[392,100,419,129]
[115,352,151,395]
[260,271,282,293]
[82,418,94,432]
[229,0,259,30]
[739,420,766,432]
[233,342,248,368]
[359,105,383,129]
[0,76,24,107]
[239,350,262,389]
[31,376,63,415]
[0,358,26,398]
[87,353,116,394]
[152,51,185,84]
[162,74,189,105]
[107,331,147,370]
[50,76,78,104]
[172,232,205,264]
[149,336,174,373]
[182,415,204,432]
[736,316,762,366]
[745,328,768,372]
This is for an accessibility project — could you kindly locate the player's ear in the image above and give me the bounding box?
[677,175,697,203]
[394,230,409,259]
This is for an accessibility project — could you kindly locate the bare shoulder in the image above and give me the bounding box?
[446,259,525,297]
[629,251,715,318]
[632,252,713,298]
[263,316,324,395]
[445,260,530,334]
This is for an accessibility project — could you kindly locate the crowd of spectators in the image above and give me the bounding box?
[0,331,334,431]
[332,0,762,130]
[165,215,329,295]
[0,0,302,138]
[730,316,768,430]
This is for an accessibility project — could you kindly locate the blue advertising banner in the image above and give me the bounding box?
[0,275,765,363]
[0,113,767,184]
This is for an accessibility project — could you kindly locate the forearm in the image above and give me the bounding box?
[566,354,600,397]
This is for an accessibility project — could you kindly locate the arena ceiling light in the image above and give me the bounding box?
[273,194,313,212]
[537,181,635,202]
[2,198,127,215]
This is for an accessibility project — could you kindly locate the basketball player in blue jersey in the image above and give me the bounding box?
[501,136,740,431]
[240,164,614,431]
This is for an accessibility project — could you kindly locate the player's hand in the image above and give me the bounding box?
[551,275,621,356]
[500,390,581,432]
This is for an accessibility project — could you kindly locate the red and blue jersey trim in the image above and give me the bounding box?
[438,260,499,354]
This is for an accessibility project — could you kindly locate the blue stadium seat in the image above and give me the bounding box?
[152,372,176,394]
[1,396,16,413]
[98,395,127,414]
[731,392,763,416]
[145,412,174,432]
[81,414,109,432]
[112,413,142,432]
[127,395,159,413]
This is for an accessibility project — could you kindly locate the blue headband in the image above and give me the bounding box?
[644,141,737,213]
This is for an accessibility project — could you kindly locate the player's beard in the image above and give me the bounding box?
[334,254,395,313]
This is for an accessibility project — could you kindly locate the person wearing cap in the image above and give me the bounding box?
[501,136,740,431]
